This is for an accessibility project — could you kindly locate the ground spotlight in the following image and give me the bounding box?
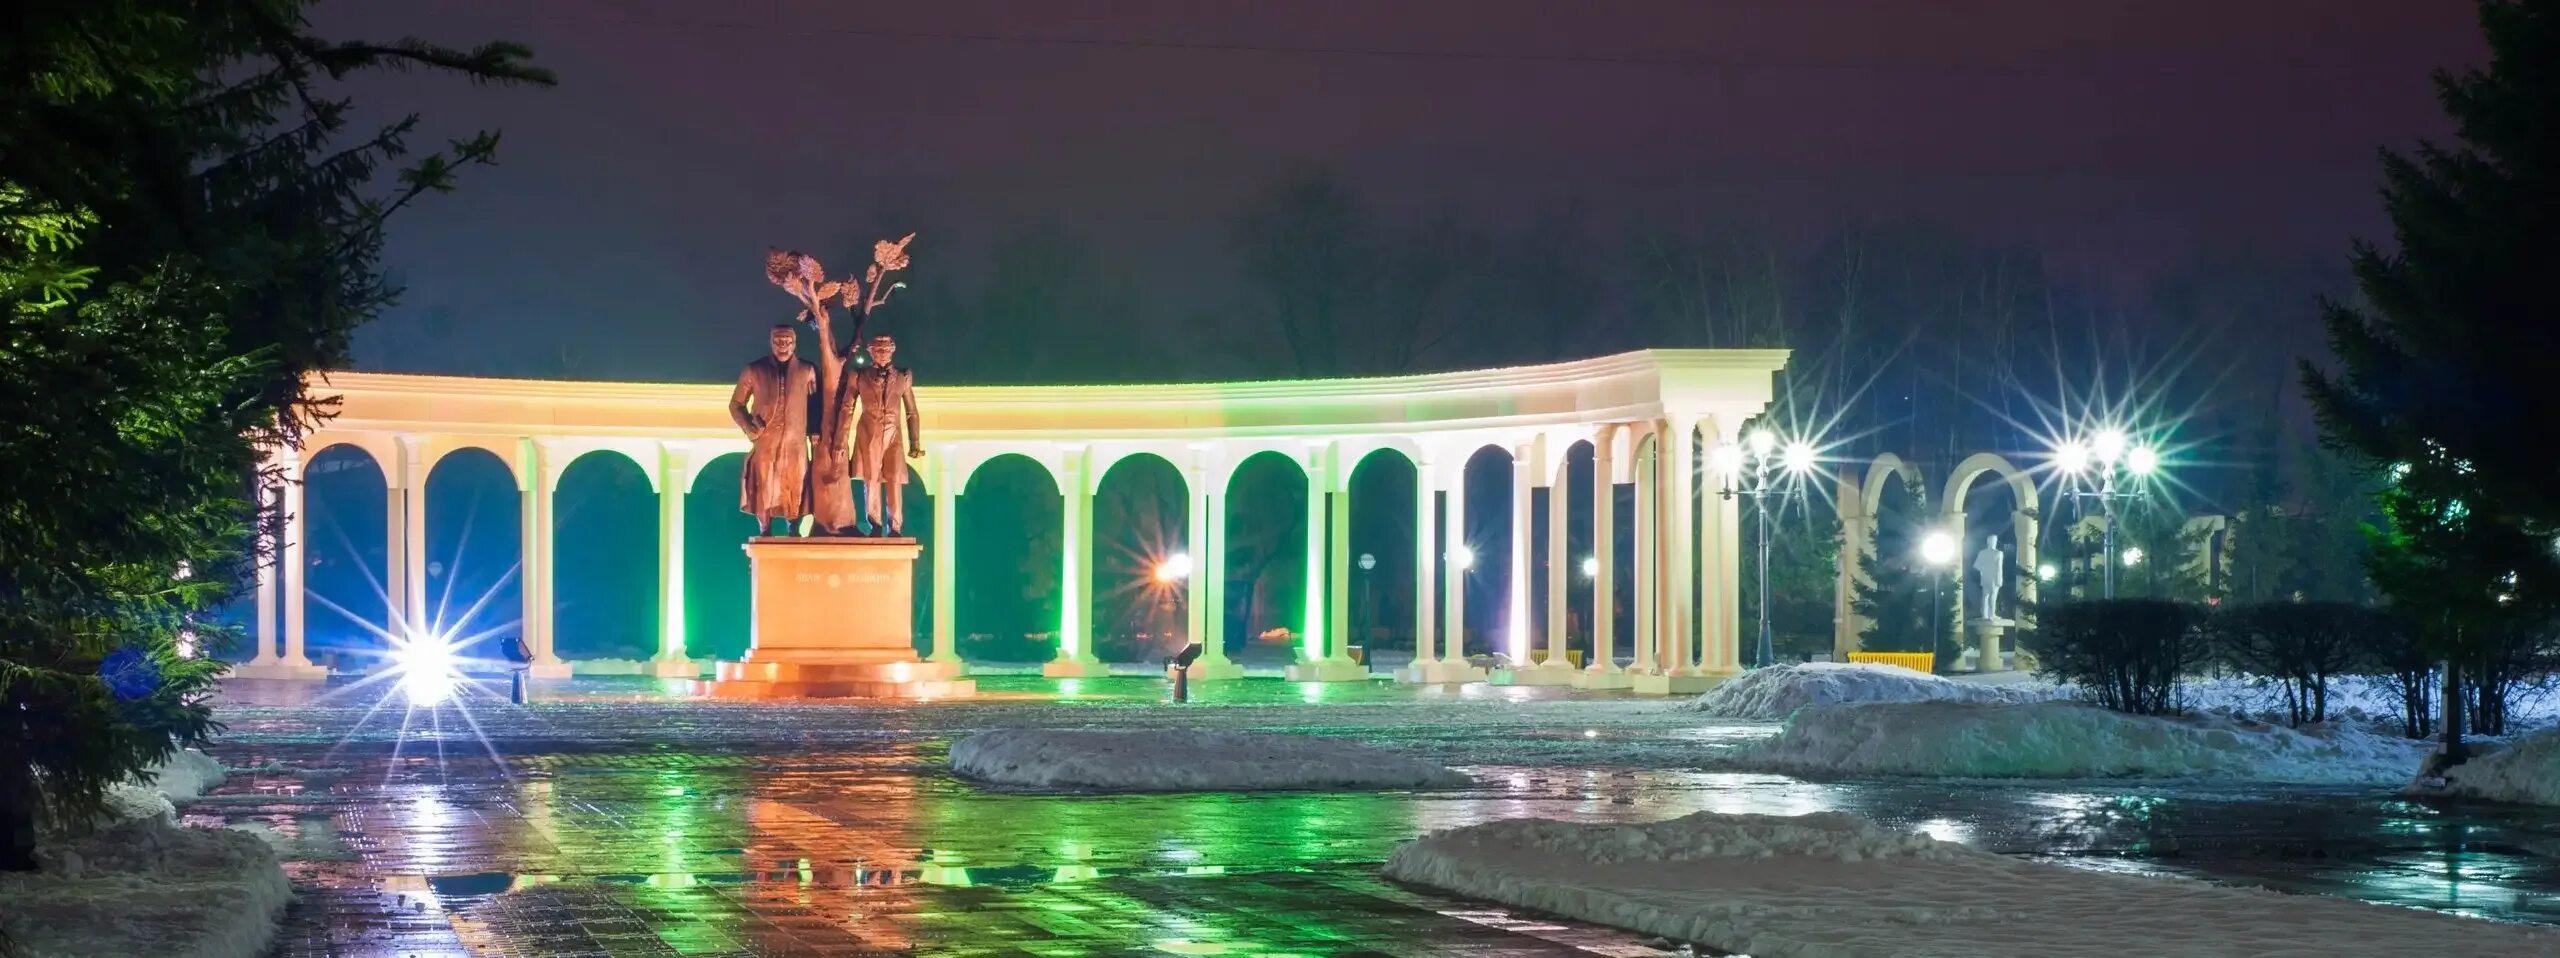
[392,630,463,707]
[1579,555,1599,578]
[1448,544,1475,571]
[1156,553,1193,583]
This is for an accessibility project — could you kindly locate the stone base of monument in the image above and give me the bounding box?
[696,537,975,700]
[1185,658,1246,681]
[1283,657,1369,682]
[1629,670,1727,695]
[1968,616,2014,672]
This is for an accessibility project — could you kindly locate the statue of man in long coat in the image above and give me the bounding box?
[844,334,923,534]
[729,324,816,536]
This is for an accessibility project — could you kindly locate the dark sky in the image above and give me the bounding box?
[326,0,2485,383]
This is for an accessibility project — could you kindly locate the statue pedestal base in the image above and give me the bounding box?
[1968,617,2014,672]
[697,537,974,700]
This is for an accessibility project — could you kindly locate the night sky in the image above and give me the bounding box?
[326,0,2485,384]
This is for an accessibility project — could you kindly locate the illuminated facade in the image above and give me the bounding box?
[232,348,1787,693]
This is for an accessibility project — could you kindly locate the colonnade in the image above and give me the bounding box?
[228,350,1791,692]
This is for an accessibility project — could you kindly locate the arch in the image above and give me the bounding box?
[419,446,522,654]
[1452,443,1517,657]
[1858,453,1926,518]
[300,442,390,659]
[552,448,655,660]
[1220,450,1312,656]
[956,449,1063,499]
[544,441,661,493]
[1091,452,1189,662]
[1939,453,2038,523]
[1337,438,1427,492]
[1345,445,1420,657]
[682,451,752,660]
[415,438,521,491]
[956,453,1066,662]
[1087,444,1189,495]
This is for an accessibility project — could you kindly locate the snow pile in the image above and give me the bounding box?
[950,728,1471,791]
[0,748,289,958]
[1735,700,2431,784]
[1384,811,2560,957]
[2435,726,2560,806]
[1682,662,2052,719]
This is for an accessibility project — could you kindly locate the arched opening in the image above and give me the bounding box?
[959,454,1061,663]
[1222,451,1308,665]
[1853,465,1951,663]
[682,452,751,661]
[1346,448,1417,666]
[421,448,522,660]
[1092,453,1186,663]
[553,451,654,661]
[302,444,388,666]
[1455,444,1513,658]
[1941,454,2036,626]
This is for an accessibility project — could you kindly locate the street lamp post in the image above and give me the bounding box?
[2051,427,2160,599]
[1716,431,1819,668]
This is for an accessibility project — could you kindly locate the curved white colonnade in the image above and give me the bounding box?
[233,348,1787,693]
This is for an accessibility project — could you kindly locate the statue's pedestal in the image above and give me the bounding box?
[697,537,974,699]
[1968,616,2014,672]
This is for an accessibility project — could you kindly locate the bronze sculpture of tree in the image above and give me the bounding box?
[764,235,913,533]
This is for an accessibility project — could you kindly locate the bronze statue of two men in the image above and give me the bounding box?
[729,327,922,538]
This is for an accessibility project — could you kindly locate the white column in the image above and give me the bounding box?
[1412,462,1437,668]
[1326,465,1352,665]
[1044,448,1101,677]
[1590,430,1618,675]
[650,444,692,677]
[1707,467,1744,674]
[931,453,961,665]
[1507,446,1535,665]
[252,476,278,665]
[1543,464,1569,669]
[1300,444,1328,666]
[1200,468,1236,677]
[1667,422,1699,675]
[1184,461,1210,651]
[383,441,414,640]
[1441,463,1469,665]
[280,452,312,668]
[1633,430,1658,674]
[527,444,566,677]
[2013,509,2041,624]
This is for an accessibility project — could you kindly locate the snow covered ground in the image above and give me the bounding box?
[950,728,1472,791]
[0,750,292,958]
[1383,810,2560,957]
[1731,700,2432,784]
[1682,663,2054,719]
[2434,726,2560,806]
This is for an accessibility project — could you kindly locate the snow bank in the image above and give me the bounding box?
[950,728,1470,791]
[1681,662,2052,719]
[0,749,288,958]
[1735,700,2430,784]
[1384,811,2559,957]
[2435,726,2560,806]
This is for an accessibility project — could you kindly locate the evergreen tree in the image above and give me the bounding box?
[1852,480,1957,662]
[1,1,548,869]
[2300,0,2559,760]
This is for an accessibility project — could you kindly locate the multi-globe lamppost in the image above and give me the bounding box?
[2050,426,2162,599]
[1714,430,1819,668]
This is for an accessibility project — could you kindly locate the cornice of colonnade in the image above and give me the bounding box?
[292,347,1789,495]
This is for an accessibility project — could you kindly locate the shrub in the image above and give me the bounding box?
[2022,599,2205,715]
[2353,613,2436,739]
[2209,602,2385,726]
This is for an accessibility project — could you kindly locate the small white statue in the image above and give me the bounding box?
[1974,535,2006,620]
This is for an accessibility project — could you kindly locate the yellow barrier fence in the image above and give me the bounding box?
[1846,651,1936,674]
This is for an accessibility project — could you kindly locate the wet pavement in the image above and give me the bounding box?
[198,675,2560,956]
